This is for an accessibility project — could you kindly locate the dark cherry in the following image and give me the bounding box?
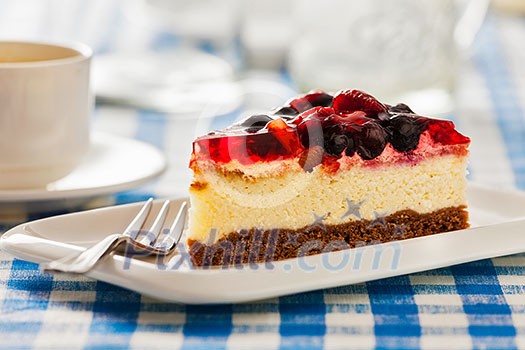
[272,106,298,116]
[284,91,334,114]
[291,106,335,125]
[292,107,335,148]
[388,103,414,114]
[333,89,387,116]
[304,91,333,108]
[387,114,427,152]
[340,112,373,125]
[323,125,348,157]
[354,121,388,160]
[344,135,356,157]
[237,114,273,127]
[234,114,274,133]
[296,119,324,148]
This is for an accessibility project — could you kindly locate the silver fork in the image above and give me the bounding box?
[41,199,187,274]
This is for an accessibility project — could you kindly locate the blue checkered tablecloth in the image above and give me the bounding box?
[2,4,525,349]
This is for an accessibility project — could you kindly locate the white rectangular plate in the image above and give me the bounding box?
[1,183,525,304]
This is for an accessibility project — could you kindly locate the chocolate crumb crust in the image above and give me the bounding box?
[188,206,469,267]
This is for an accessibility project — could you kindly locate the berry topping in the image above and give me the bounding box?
[191,89,470,169]
[427,119,470,145]
[278,91,334,115]
[344,136,356,157]
[292,107,335,148]
[273,106,299,117]
[304,91,333,108]
[323,125,349,157]
[333,89,387,116]
[388,103,414,114]
[292,106,336,126]
[265,118,302,153]
[387,114,426,152]
[340,111,372,125]
[354,121,388,160]
[234,114,274,133]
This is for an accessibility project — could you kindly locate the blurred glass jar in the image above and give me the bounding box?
[143,0,242,46]
[288,0,488,115]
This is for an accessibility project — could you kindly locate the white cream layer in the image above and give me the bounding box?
[188,154,468,244]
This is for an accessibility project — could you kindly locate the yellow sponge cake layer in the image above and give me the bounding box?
[188,154,467,244]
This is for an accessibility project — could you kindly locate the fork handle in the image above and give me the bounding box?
[41,233,124,274]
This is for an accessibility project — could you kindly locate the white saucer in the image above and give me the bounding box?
[0,132,167,203]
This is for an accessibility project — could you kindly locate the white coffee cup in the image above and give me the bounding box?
[0,41,92,189]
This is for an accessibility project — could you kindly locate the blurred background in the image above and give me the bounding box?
[1,0,524,199]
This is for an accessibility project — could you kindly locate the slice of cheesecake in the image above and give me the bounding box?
[187,89,470,267]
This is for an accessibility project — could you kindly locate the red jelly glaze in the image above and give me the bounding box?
[191,89,470,168]
[193,130,300,165]
[426,119,471,145]
[265,118,303,153]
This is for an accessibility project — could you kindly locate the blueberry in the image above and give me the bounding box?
[387,114,426,152]
[388,103,414,114]
[355,122,388,160]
